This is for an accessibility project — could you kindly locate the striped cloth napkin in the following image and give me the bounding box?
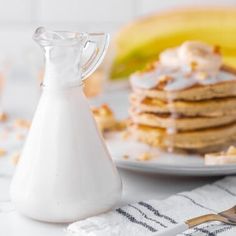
[67,176,236,236]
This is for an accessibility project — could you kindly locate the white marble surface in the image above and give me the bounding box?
[0,79,222,236]
[0,170,220,236]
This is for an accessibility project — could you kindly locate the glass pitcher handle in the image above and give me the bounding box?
[81,33,109,81]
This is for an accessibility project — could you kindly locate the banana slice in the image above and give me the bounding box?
[205,146,236,165]
[178,41,222,72]
[159,48,180,68]
[159,41,222,73]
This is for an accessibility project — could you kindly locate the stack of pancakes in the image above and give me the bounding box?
[128,42,236,152]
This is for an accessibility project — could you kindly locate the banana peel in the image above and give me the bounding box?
[110,7,236,80]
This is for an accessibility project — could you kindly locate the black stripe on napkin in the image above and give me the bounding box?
[177,193,215,212]
[190,222,233,236]
[196,224,233,236]
[186,223,216,236]
[116,208,157,232]
[213,225,233,235]
[213,183,236,197]
[128,204,167,228]
[138,201,177,224]
[194,226,213,235]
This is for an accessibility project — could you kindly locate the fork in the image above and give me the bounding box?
[152,205,236,236]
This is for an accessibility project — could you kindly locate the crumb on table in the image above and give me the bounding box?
[14,119,31,129]
[92,104,127,133]
[0,148,6,157]
[121,131,130,140]
[0,112,8,122]
[137,152,152,161]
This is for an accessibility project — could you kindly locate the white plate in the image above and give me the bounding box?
[105,133,236,176]
[92,89,236,176]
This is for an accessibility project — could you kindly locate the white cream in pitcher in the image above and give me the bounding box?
[10,27,122,223]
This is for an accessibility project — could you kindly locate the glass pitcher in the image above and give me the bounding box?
[10,27,122,223]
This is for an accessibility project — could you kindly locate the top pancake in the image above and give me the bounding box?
[132,80,236,101]
[131,64,236,101]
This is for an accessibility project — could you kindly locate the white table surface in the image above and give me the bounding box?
[0,79,222,236]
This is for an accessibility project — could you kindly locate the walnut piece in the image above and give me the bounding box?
[121,130,130,140]
[137,152,152,161]
[190,61,198,71]
[92,104,113,116]
[123,155,129,160]
[0,112,8,122]
[213,45,221,55]
[0,148,6,157]
[158,75,173,89]
[14,119,31,129]
[92,104,126,133]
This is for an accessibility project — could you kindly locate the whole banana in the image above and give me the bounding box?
[110,7,236,80]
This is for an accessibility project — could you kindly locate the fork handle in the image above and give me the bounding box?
[152,223,189,236]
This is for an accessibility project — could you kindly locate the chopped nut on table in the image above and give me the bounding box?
[14,119,31,129]
[0,112,8,122]
[92,104,126,133]
[121,130,130,140]
[0,148,6,157]
[136,152,152,161]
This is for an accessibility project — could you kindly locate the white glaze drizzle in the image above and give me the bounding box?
[130,67,236,92]
[130,41,236,91]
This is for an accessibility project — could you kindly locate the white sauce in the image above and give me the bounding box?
[10,86,122,222]
[130,66,236,91]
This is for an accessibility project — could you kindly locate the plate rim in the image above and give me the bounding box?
[113,157,236,176]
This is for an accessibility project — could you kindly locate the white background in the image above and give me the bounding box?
[1,0,236,61]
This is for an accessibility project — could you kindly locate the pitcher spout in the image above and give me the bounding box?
[33,27,88,47]
[33,27,109,88]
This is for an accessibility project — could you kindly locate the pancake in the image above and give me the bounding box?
[128,42,236,153]
[130,94,236,117]
[129,110,236,131]
[129,122,236,150]
[132,81,236,101]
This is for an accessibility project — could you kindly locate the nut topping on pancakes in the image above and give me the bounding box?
[130,41,235,92]
[158,75,173,89]
[177,41,222,72]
